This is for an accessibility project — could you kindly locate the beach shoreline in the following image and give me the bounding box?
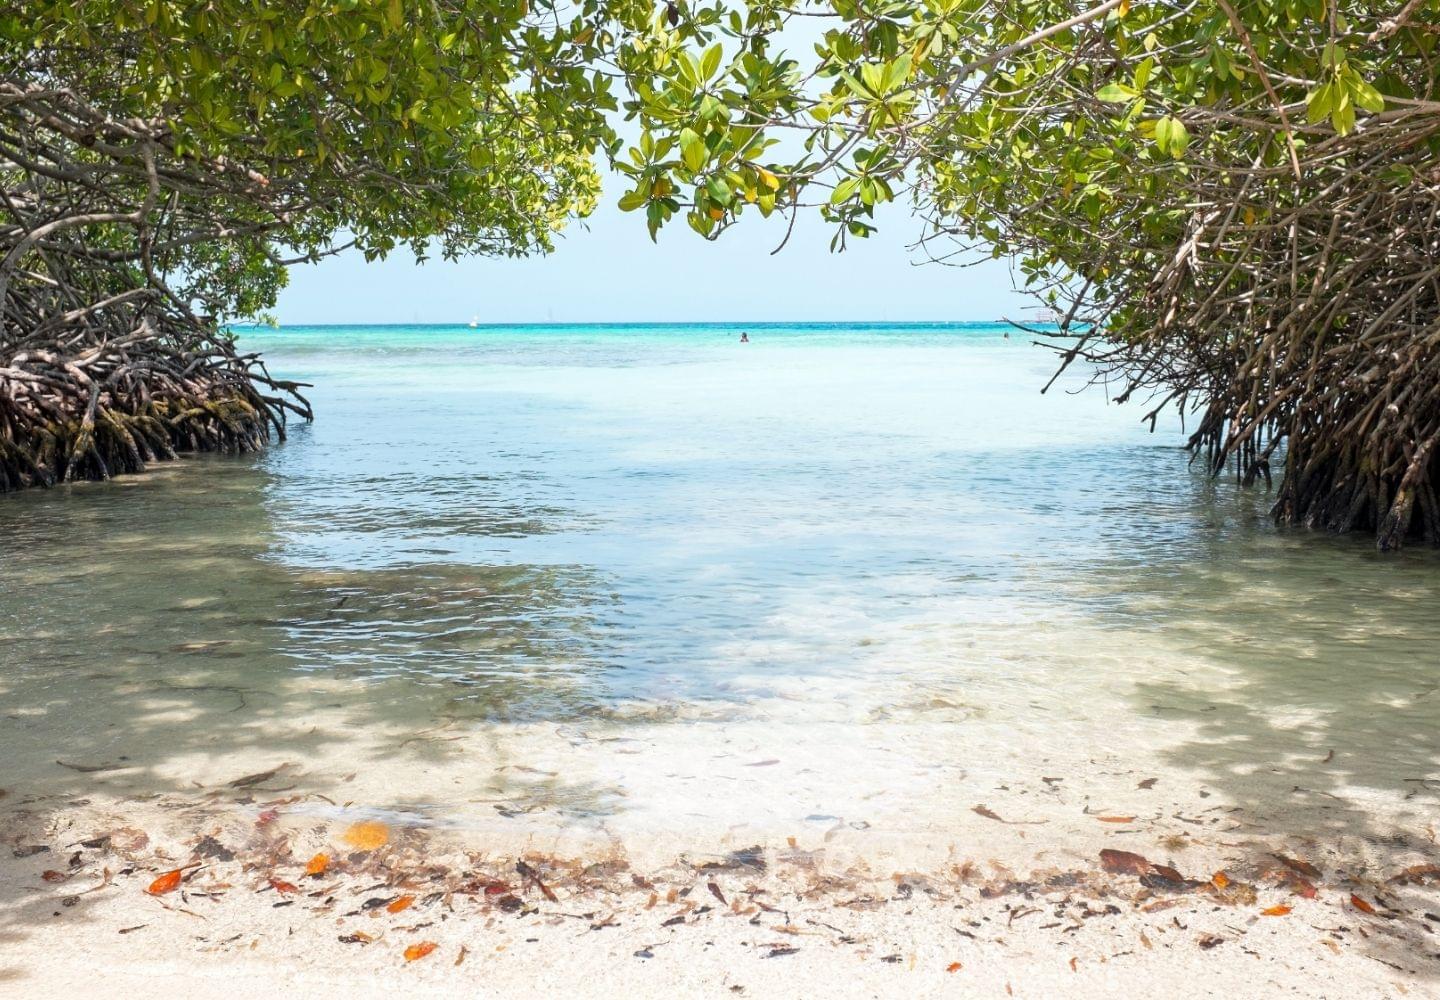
[2,756,1436,999]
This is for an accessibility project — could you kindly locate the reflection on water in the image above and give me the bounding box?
[1,323,1438,858]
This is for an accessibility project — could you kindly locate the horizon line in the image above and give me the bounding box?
[230,318,1025,328]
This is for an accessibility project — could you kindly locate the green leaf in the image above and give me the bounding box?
[617,188,648,211]
[700,44,722,82]
[831,176,859,204]
[1351,78,1385,114]
[679,127,705,173]
[1096,82,1139,103]
[1306,81,1334,125]
[1133,56,1154,92]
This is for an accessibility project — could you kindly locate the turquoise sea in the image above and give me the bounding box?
[3,322,1438,861]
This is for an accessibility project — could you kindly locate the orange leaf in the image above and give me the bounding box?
[1211,871,1230,889]
[387,894,415,914]
[147,869,183,895]
[305,853,330,877]
[404,941,438,962]
[1097,815,1136,824]
[1350,893,1376,914]
[946,962,963,973]
[341,820,389,852]
[1260,904,1291,916]
[270,877,298,895]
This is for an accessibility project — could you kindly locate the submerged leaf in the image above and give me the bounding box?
[1349,893,1376,915]
[305,853,330,877]
[387,894,415,914]
[1260,904,1291,916]
[341,820,390,852]
[1273,854,1320,879]
[1099,849,1150,875]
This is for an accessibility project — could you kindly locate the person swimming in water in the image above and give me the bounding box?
[739,331,750,343]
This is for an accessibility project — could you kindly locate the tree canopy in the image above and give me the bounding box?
[1,0,617,487]
[619,0,1440,548]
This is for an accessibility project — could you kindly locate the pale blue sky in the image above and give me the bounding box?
[272,195,1030,325]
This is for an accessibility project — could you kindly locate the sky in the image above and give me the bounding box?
[271,193,1032,325]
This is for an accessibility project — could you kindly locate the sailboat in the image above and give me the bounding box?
[468,314,479,328]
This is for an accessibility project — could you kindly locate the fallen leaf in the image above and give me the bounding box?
[1349,893,1376,915]
[1141,865,1195,892]
[707,881,726,906]
[112,828,150,853]
[516,860,558,902]
[56,759,127,773]
[1097,815,1136,824]
[1273,854,1320,879]
[1288,876,1318,899]
[256,809,279,827]
[1137,778,1158,790]
[339,932,373,945]
[1069,957,1078,972]
[404,941,438,962]
[228,764,291,788]
[41,870,69,883]
[1260,904,1291,916]
[269,878,298,895]
[1099,849,1150,875]
[972,804,1046,825]
[341,820,390,852]
[946,961,963,973]
[387,894,415,914]
[1211,871,1230,889]
[147,870,183,895]
[1391,864,1440,884]
[305,853,330,877]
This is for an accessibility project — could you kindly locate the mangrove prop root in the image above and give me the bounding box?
[1,84,311,490]
[907,6,1440,551]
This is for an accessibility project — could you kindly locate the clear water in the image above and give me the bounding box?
[3,323,1438,860]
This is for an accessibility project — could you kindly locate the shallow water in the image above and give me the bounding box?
[3,323,1439,863]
